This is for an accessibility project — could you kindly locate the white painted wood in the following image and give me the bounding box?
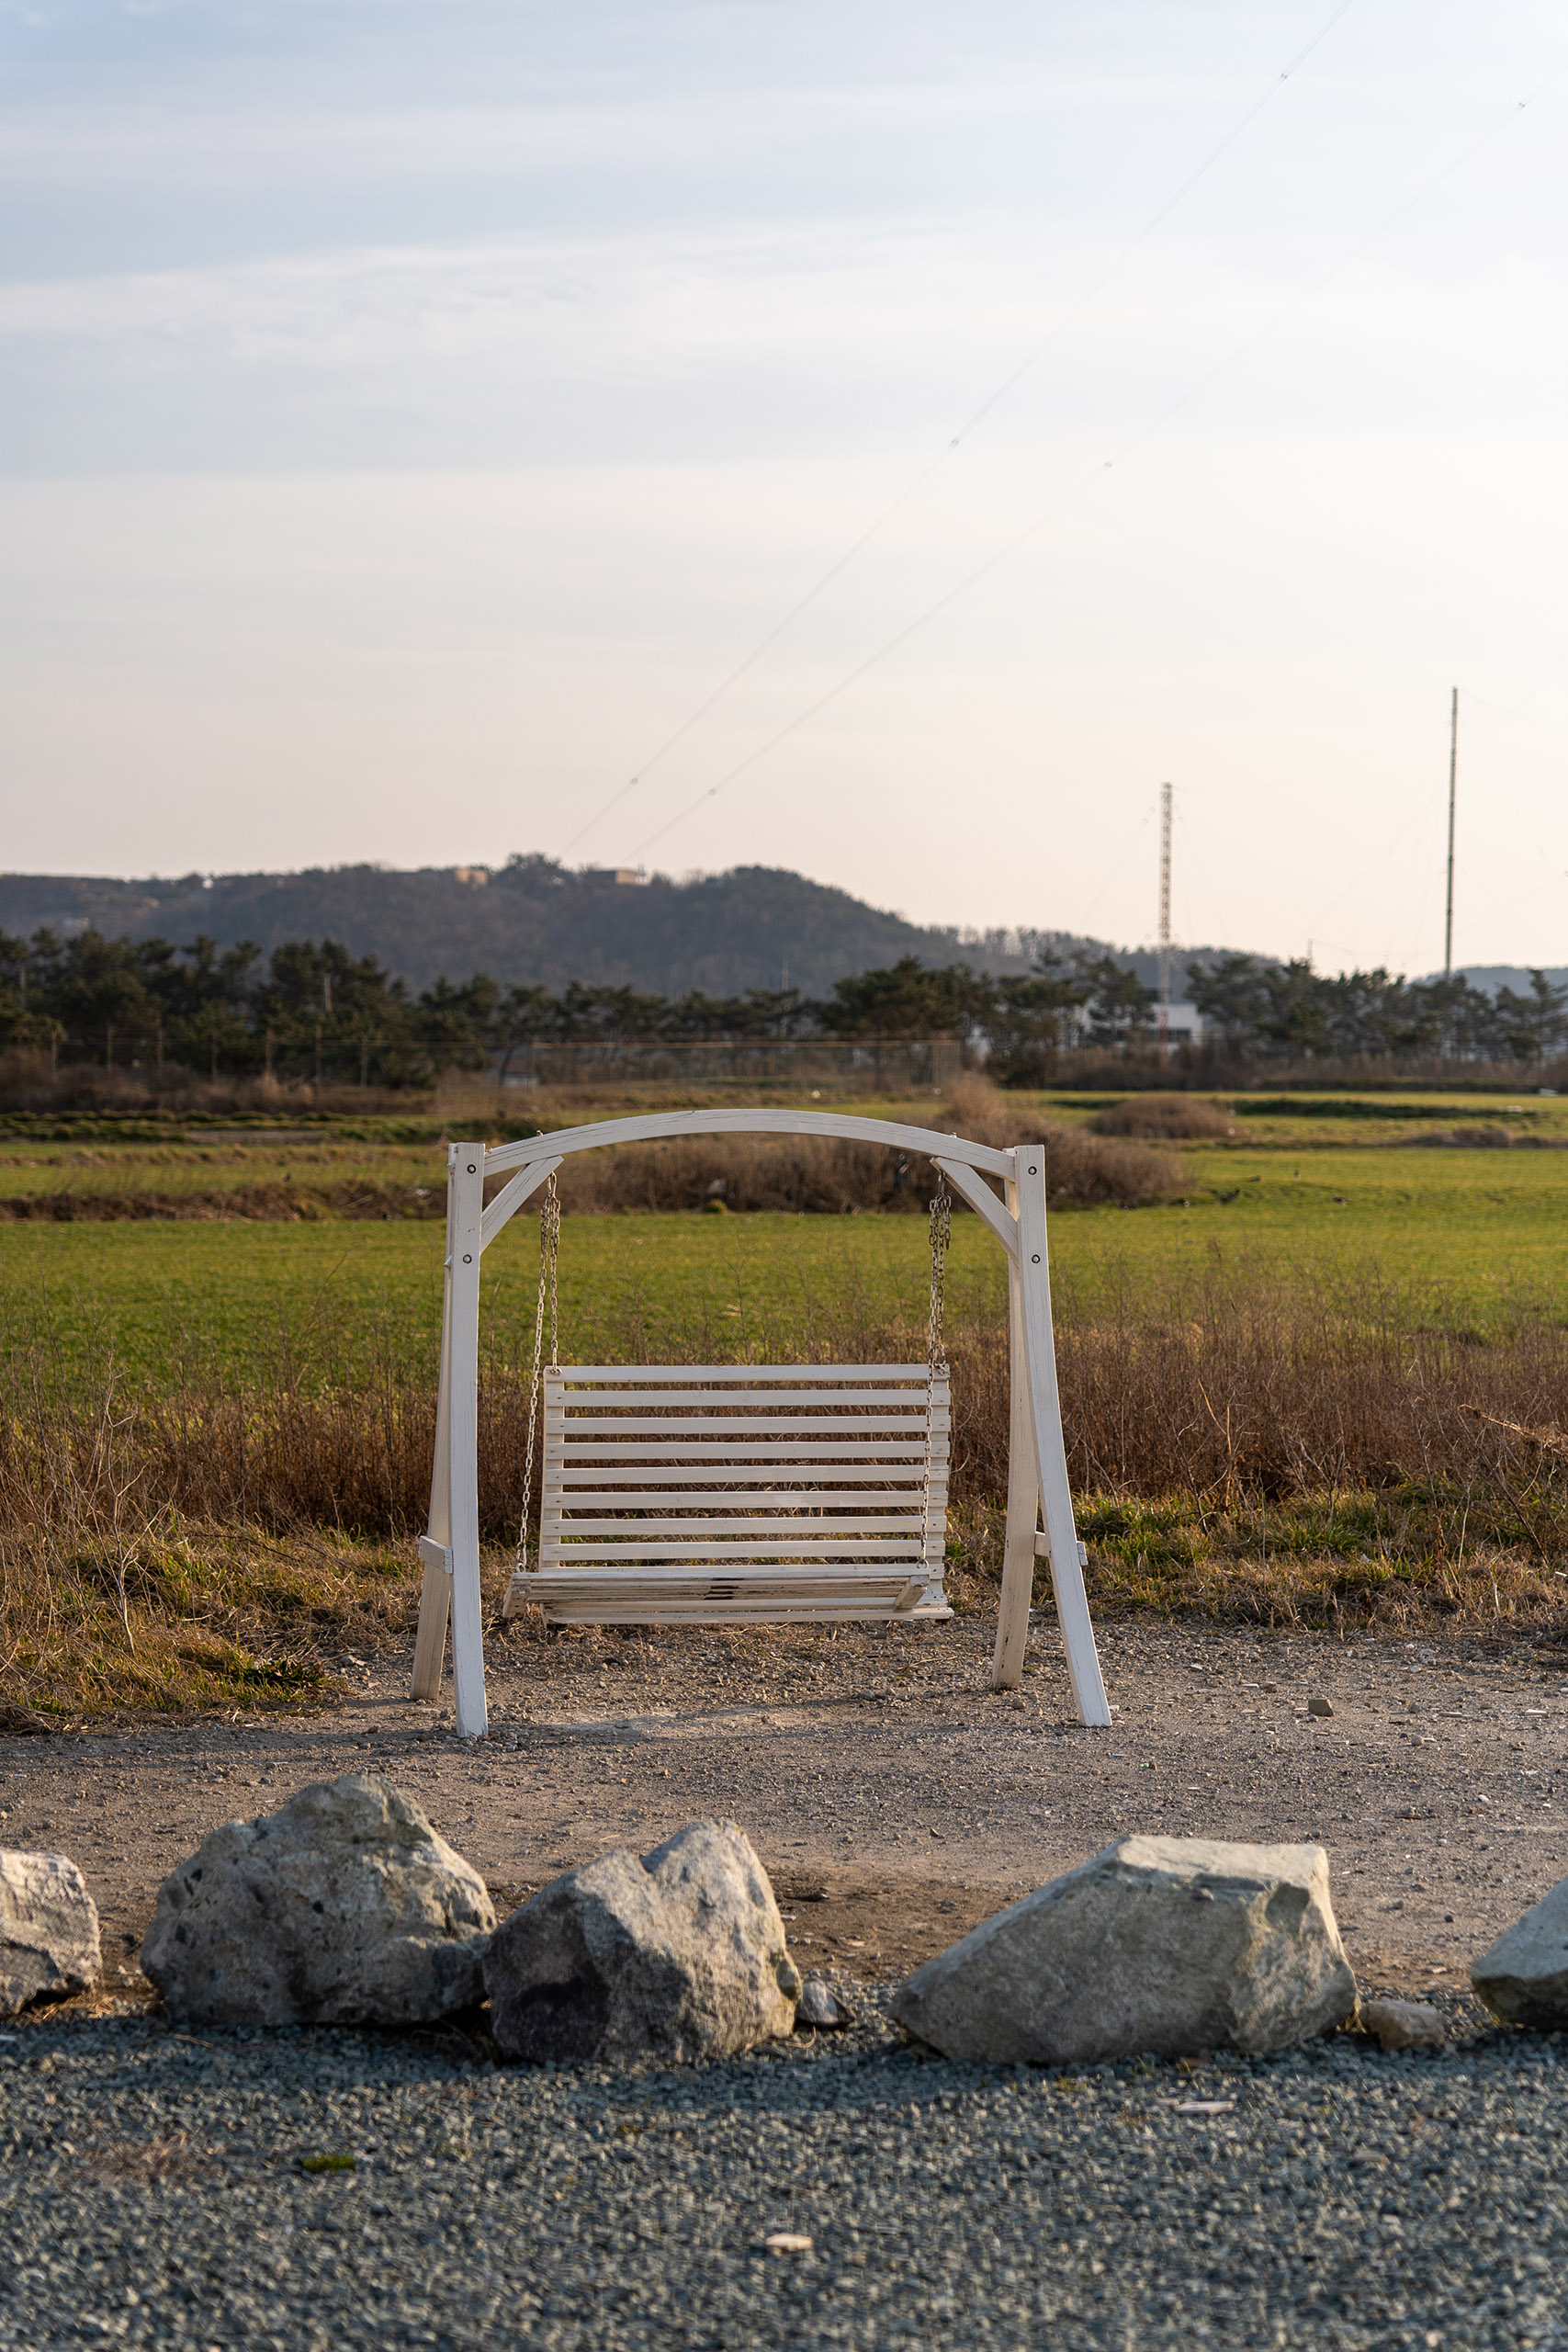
[555,1465,934,1486]
[522,1361,951,1625]
[555,1414,942,1436]
[410,1164,456,1702]
[418,1116,1074,1704]
[553,1363,931,1381]
[991,1170,1038,1691]
[446,1148,489,1739]
[557,1488,930,1509]
[933,1157,1020,1261]
[484,1107,1014,1185]
[539,1539,927,1561]
[554,1516,924,1537]
[553,1387,932,1409]
[525,1569,925,1592]
[1013,1151,1111,1728]
[513,1591,944,1626]
[554,1430,931,1448]
[1033,1533,1089,1565]
[479,1154,561,1255]
[532,1610,943,1624]
[417,1535,454,1576]
[533,1561,940,1580]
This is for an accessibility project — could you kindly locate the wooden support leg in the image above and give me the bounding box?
[991,1181,1038,1690]
[410,1549,451,1702]
[411,1174,456,1702]
[447,1148,489,1740]
[1013,1151,1111,1729]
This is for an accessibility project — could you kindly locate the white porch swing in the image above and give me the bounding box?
[410,1110,1110,1739]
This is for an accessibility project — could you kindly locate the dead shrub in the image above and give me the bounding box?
[927,1073,1187,1206]
[1033,1127,1186,1208]
[548,1134,920,1216]
[6,1261,1568,1712]
[1403,1127,1523,1150]
[528,1108,1184,1216]
[1089,1093,1235,1140]
[0,1055,422,1118]
[933,1073,1021,1150]
[0,1179,447,1225]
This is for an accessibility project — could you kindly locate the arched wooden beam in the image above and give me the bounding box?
[484,1107,1013,1183]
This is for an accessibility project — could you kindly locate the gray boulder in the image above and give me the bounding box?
[1360,1996,1445,2051]
[890,1836,1357,2064]
[795,1974,855,2029]
[1472,1875,1568,2030]
[141,1775,494,2027]
[485,1819,801,2064]
[0,1851,101,2015]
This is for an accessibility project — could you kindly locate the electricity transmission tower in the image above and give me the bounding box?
[1157,782,1173,1047]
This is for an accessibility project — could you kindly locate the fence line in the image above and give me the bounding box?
[497,1036,968,1091]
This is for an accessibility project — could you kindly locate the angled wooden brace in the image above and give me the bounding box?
[1008,1148,1111,1728]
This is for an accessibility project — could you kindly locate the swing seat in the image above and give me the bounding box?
[502,1363,953,1626]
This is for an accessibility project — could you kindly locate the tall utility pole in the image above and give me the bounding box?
[1444,687,1459,978]
[1157,781,1173,1048]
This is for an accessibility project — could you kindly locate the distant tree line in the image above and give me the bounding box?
[1188,956,1568,1066]
[1,925,1562,1087]
[0,930,1160,1087]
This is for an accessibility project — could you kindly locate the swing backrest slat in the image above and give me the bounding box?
[553,1363,932,1380]
[510,1363,950,1620]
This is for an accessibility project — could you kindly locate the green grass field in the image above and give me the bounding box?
[4,1133,1566,1391]
[6,1091,1567,1716]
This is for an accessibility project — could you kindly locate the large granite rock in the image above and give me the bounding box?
[141,1775,494,2027]
[891,1836,1357,2064]
[1472,1875,1568,2029]
[485,1819,801,2064]
[0,1851,101,2015]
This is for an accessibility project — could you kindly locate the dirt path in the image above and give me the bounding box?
[3,1616,1563,2001]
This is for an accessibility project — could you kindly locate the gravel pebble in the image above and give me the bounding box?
[1,1996,1563,2348]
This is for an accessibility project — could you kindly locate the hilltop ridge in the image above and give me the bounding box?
[0,855,1170,997]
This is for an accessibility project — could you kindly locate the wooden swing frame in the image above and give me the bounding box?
[411,1110,1111,1739]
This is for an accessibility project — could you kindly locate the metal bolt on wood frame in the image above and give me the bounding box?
[411,1111,1111,1738]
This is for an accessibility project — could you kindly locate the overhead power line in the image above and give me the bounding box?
[631,55,1567,862]
[558,0,1360,859]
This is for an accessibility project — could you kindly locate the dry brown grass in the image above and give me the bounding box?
[0,1125,1184,1223]
[513,1105,1186,1217]
[0,1179,446,1225]
[0,1073,1182,1222]
[1088,1092,1236,1141]
[0,1051,421,1119]
[936,1074,1189,1204]
[4,1258,1568,1718]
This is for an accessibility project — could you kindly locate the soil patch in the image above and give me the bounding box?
[4,1616,1562,2009]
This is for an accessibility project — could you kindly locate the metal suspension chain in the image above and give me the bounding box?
[920,1170,952,1594]
[515,1173,561,1569]
[925,1170,951,1378]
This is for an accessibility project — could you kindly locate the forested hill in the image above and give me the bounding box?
[0,857,1134,996]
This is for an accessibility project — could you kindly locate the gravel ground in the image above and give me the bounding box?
[5,1619,1565,1997]
[2,1995,1563,2350]
[4,1619,1566,2346]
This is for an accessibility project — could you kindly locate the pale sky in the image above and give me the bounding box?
[2,0,1565,975]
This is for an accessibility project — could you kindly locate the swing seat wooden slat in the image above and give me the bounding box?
[504,1364,952,1627]
[555,1363,932,1380]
